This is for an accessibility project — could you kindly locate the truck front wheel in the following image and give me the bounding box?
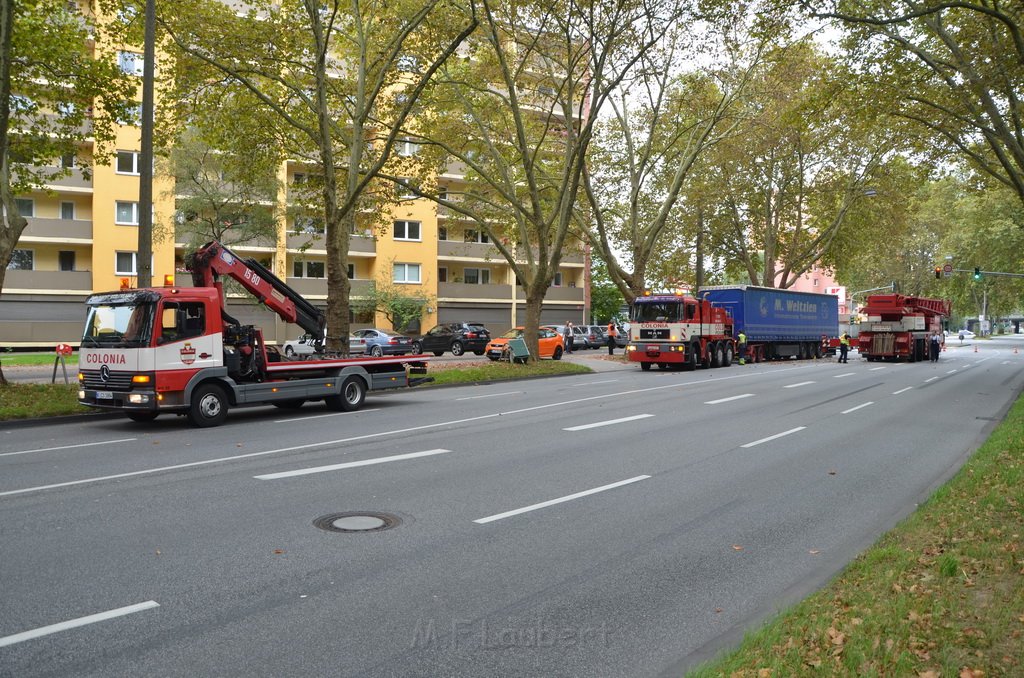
[326,376,366,412]
[188,383,229,427]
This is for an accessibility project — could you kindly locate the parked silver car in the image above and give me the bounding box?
[353,328,414,356]
[282,331,367,357]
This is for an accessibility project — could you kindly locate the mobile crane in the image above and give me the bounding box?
[857,293,951,362]
[78,241,430,426]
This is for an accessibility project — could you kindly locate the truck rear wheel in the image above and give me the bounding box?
[724,344,734,366]
[326,376,366,412]
[712,342,724,368]
[188,383,229,427]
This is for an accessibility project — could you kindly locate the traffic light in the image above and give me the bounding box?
[934,266,942,279]
[973,267,982,281]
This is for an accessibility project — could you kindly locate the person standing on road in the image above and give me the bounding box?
[606,321,618,355]
[563,322,574,354]
[930,330,942,362]
[839,332,850,364]
[737,331,747,365]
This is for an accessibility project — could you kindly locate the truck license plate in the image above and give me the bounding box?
[96,391,113,400]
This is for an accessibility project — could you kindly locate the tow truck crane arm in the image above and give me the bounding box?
[186,241,326,341]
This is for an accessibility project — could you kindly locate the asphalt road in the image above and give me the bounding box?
[1,337,1022,677]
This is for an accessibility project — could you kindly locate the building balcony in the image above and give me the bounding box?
[45,167,92,190]
[438,282,513,300]
[437,240,500,260]
[4,269,92,291]
[286,232,376,255]
[22,217,92,240]
[517,285,584,303]
[283,277,373,298]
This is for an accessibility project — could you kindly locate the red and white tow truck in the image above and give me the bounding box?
[78,241,431,426]
[626,292,736,371]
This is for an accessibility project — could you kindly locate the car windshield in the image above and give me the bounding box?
[631,301,682,322]
[82,301,155,347]
[499,328,524,339]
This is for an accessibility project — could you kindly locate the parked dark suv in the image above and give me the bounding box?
[412,323,491,356]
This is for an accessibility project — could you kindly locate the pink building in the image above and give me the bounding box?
[778,265,848,314]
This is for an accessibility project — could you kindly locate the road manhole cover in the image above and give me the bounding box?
[313,511,401,533]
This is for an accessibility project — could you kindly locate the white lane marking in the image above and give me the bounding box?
[0,364,820,498]
[563,414,654,431]
[0,438,137,458]
[574,379,620,386]
[0,601,159,648]
[474,475,650,524]
[893,387,913,395]
[925,377,939,383]
[255,449,451,480]
[705,394,755,405]
[869,366,887,371]
[741,427,806,448]
[456,392,521,401]
[834,373,855,378]
[273,408,379,423]
[947,369,958,374]
[841,402,874,414]
[784,381,815,389]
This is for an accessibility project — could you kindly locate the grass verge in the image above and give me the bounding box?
[1,351,79,367]
[0,384,90,420]
[690,394,1024,677]
[0,360,590,421]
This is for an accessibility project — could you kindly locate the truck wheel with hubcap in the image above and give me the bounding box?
[188,383,229,427]
[724,344,734,366]
[326,376,366,412]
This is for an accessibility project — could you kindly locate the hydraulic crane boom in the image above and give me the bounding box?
[185,241,326,341]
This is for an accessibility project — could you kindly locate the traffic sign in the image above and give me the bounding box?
[942,264,952,273]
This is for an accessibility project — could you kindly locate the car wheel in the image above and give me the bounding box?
[552,346,563,360]
[126,411,158,422]
[411,341,422,354]
[284,346,294,357]
[370,345,383,357]
[187,383,229,427]
[450,341,464,356]
[325,376,366,412]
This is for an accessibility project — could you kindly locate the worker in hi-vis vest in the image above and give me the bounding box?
[738,331,747,365]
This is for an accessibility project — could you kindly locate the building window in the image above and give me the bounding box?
[59,251,75,271]
[438,267,448,282]
[292,172,306,184]
[117,51,145,76]
[393,263,421,284]
[347,263,355,279]
[553,271,563,286]
[115,201,139,225]
[60,153,76,169]
[813,279,820,286]
[61,201,75,220]
[463,267,490,285]
[293,215,324,234]
[116,150,140,174]
[7,249,33,270]
[292,260,325,278]
[438,227,447,241]
[14,198,33,217]
[117,103,142,126]
[395,177,418,199]
[394,220,421,241]
[396,138,419,157]
[115,251,137,275]
[464,229,489,243]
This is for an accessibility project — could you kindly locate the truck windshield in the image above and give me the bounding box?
[631,301,682,322]
[82,302,156,347]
